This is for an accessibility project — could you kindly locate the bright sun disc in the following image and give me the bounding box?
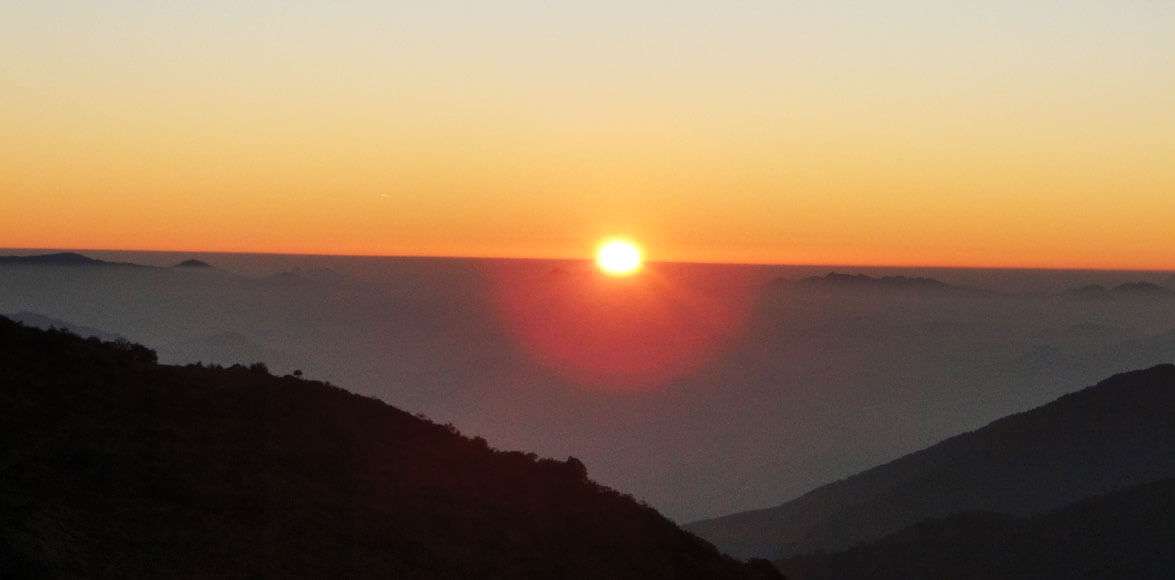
[596,239,643,276]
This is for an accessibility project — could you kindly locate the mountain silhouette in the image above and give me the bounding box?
[789,272,987,295]
[0,252,142,267]
[1062,282,1174,300]
[687,364,1175,559]
[776,478,1175,579]
[157,331,294,374]
[1,311,125,342]
[0,317,779,579]
[1113,281,1174,296]
[173,258,213,268]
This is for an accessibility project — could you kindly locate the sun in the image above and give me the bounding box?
[596,239,644,276]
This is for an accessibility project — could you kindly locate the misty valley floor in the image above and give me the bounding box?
[2,252,1174,577]
[3,252,1174,522]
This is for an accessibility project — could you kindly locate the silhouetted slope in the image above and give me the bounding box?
[0,318,779,579]
[687,365,1175,559]
[777,478,1175,579]
[0,252,142,267]
[2,311,125,342]
[157,331,292,372]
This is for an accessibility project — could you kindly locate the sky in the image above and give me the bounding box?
[2,1,1173,269]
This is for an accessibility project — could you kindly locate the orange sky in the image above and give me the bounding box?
[2,2,1173,270]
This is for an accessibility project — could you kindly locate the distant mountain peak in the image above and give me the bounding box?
[33,251,94,264]
[1063,281,1173,299]
[805,272,950,287]
[0,252,142,267]
[1113,281,1172,295]
[1068,283,1107,294]
[791,272,983,295]
[173,259,213,268]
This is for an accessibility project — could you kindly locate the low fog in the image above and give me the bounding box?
[3,250,1174,521]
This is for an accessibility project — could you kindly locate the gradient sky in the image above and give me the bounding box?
[3,1,1173,269]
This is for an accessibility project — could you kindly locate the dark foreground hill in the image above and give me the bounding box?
[687,364,1175,559]
[2,311,125,342]
[0,317,779,579]
[777,478,1175,579]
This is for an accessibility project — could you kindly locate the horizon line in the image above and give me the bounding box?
[4,245,1175,274]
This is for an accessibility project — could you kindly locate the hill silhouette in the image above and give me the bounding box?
[2,311,125,342]
[0,317,779,579]
[0,252,142,267]
[791,272,986,295]
[173,258,213,268]
[156,331,295,374]
[776,478,1175,579]
[687,364,1175,559]
[1062,282,1174,300]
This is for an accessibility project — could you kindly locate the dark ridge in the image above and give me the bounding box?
[1113,281,1173,295]
[1062,282,1173,299]
[788,272,986,295]
[2,311,125,342]
[173,258,213,268]
[805,272,950,288]
[1064,283,1109,297]
[0,252,143,267]
[0,317,779,579]
[776,478,1175,579]
[687,364,1175,559]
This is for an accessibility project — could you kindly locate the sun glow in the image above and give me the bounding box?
[596,239,643,276]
